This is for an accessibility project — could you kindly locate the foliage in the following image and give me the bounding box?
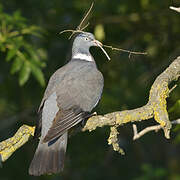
[0,5,46,86]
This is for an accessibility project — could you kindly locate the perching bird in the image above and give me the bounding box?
[29,32,110,176]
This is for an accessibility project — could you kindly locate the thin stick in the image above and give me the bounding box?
[133,124,162,140]
[59,29,77,34]
[133,119,180,140]
[59,29,85,40]
[69,2,94,39]
[65,22,89,39]
[81,22,90,31]
[59,2,93,39]
[169,84,177,93]
[170,6,180,13]
[97,44,111,60]
[103,45,147,57]
[77,2,94,30]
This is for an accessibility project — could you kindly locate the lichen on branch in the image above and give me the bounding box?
[83,56,180,151]
[0,125,35,162]
[0,57,179,162]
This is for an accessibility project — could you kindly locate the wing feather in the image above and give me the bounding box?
[43,107,90,143]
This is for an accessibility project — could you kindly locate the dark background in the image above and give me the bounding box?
[0,0,180,179]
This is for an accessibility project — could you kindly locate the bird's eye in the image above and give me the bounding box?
[85,37,89,41]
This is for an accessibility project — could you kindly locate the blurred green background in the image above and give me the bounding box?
[0,0,180,179]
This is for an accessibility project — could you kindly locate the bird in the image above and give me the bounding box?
[29,32,110,176]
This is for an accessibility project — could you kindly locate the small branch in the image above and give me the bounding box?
[170,6,180,13]
[77,2,94,30]
[0,125,35,162]
[83,105,154,132]
[81,22,90,31]
[169,84,177,93]
[133,119,180,140]
[133,124,162,140]
[59,2,94,39]
[103,44,147,58]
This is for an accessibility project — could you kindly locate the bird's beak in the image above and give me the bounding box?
[93,40,111,60]
[93,39,103,47]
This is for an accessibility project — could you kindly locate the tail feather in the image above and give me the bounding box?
[29,132,68,176]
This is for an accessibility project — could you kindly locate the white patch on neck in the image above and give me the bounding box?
[73,53,93,62]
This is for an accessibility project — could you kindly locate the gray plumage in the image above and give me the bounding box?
[29,32,104,176]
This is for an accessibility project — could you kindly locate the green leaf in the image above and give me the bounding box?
[10,57,23,74]
[21,25,42,37]
[169,100,180,113]
[25,46,46,67]
[19,61,31,86]
[13,10,25,22]
[6,48,17,61]
[37,48,47,61]
[30,62,45,87]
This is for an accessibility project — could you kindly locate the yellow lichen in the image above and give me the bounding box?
[150,82,169,128]
[0,125,35,162]
[108,127,125,155]
[115,113,122,124]
[154,110,166,127]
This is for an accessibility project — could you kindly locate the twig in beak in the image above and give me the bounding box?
[98,44,111,60]
[94,40,110,60]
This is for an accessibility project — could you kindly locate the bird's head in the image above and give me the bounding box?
[72,32,110,60]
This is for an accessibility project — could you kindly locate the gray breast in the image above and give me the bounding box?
[55,59,104,111]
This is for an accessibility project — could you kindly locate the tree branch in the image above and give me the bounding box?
[0,56,179,162]
[83,56,180,152]
[0,125,34,162]
[133,119,180,140]
[83,57,180,134]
